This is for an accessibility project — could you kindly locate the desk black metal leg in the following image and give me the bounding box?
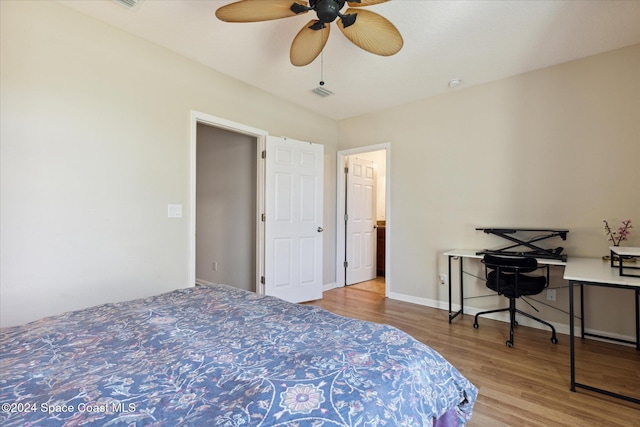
[569,280,576,392]
[636,289,639,350]
[448,256,452,323]
[459,257,464,316]
[448,256,464,323]
[580,283,585,339]
[569,282,640,404]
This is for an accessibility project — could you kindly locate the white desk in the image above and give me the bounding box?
[445,251,639,404]
[443,249,566,323]
[563,257,640,404]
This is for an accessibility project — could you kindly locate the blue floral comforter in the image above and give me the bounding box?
[0,285,477,426]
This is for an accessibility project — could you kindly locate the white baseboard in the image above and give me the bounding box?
[195,278,216,286]
[323,282,340,292]
[387,291,636,345]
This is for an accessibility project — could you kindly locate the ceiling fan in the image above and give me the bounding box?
[215,0,403,66]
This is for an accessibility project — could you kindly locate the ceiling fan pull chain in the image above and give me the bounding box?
[319,51,325,86]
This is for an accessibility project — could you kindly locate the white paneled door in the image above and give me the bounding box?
[346,156,377,285]
[265,136,323,303]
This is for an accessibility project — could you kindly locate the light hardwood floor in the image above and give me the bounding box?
[346,276,386,294]
[305,285,640,426]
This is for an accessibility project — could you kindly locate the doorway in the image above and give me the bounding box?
[189,111,325,302]
[189,111,267,292]
[195,124,257,291]
[336,144,391,297]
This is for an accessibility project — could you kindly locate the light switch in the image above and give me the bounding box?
[168,204,182,218]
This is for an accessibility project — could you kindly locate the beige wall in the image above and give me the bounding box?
[0,1,338,326]
[1,0,638,339]
[338,45,640,337]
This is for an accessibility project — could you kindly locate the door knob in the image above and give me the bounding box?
[317,227,324,232]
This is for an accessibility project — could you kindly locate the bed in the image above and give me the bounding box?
[0,284,477,426]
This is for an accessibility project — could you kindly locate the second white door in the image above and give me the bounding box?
[346,156,377,285]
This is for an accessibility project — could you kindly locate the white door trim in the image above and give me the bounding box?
[336,143,391,295]
[189,110,268,291]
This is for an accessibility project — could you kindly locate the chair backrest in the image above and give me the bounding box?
[482,254,539,274]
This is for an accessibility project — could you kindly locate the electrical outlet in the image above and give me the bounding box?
[546,289,556,301]
[167,204,182,218]
[213,261,218,271]
[439,274,447,286]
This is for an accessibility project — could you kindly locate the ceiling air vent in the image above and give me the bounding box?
[112,0,144,10]
[312,86,333,98]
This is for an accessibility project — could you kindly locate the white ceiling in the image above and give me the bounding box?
[57,0,640,120]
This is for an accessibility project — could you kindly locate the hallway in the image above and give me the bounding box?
[347,276,385,295]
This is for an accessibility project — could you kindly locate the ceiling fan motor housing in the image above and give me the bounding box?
[313,0,346,23]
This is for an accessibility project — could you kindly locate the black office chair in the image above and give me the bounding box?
[473,254,558,347]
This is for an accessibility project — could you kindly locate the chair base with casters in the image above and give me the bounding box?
[474,254,559,348]
[473,302,559,348]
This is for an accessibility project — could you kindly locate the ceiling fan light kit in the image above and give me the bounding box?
[215,0,403,66]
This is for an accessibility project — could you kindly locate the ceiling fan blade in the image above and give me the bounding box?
[338,8,403,56]
[216,0,308,23]
[347,0,389,7]
[290,20,330,66]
